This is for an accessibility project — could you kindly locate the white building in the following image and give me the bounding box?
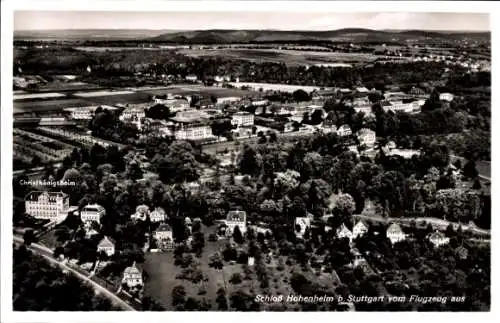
[295,216,312,237]
[383,101,420,113]
[122,262,143,288]
[225,210,247,236]
[337,125,352,137]
[251,100,269,107]
[149,207,166,222]
[185,75,198,82]
[97,236,115,257]
[353,221,369,239]
[357,128,376,148]
[386,223,406,245]
[439,93,454,102]
[64,105,118,121]
[153,97,190,113]
[25,191,69,220]
[336,224,353,242]
[217,96,241,105]
[80,204,105,224]
[231,112,254,127]
[428,231,450,248]
[131,205,149,221]
[154,223,174,250]
[119,107,146,122]
[174,124,214,141]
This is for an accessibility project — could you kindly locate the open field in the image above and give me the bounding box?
[229,82,320,93]
[139,85,253,98]
[73,90,136,97]
[14,98,95,114]
[14,92,66,100]
[177,48,386,66]
[84,92,152,105]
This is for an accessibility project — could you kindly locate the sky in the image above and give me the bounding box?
[14,11,490,32]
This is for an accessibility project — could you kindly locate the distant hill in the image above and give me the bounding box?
[14,28,491,43]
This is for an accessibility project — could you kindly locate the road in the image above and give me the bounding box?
[13,236,135,311]
[353,214,490,237]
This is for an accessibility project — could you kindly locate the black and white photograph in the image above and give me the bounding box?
[0,0,496,320]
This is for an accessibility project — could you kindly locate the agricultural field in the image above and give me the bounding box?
[177,48,385,66]
[73,90,136,97]
[13,92,67,100]
[14,98,94,114]
[139,85,253,98]
[84,92,152,105]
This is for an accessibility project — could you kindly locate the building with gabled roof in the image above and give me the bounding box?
[81,204,105,224]
[356,128,376,148]
[154,223,174,250]
[337,124,352,137]
[386,223,406,245]
[427,230,450,248]
[225,210,247,235]
[97,236,115,256]
[336,223,353,242]
[353,221,369,239]
[149,207,166,223]
[122,262,143,287]
[131,205,149,221]
[25,191,69,220]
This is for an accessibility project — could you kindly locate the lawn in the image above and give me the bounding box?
[139,85,253,98]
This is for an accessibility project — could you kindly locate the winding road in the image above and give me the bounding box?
[13,236,135,311]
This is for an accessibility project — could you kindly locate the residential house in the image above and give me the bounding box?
[382,100,420,113]
[80,204,105,224]
[357,128,376,148]
[122,262,143,288]
[439,93,454,102]
[337,124,352,137]
[295,216,312,237]
[353,221,369,239]
[217,96,241,105]
[320,122,337,134]
[231,111,254,127]
[97,236,115,257]
[336,223,353,242]
[428,230,450,248]
[131,205,149,221]
[386,223,406,244]
[149,207,166,222]
[185,75,198,82]
[225,210,247,236]
[25,191,69,220]
[355,87,370,94]
[251,100,269,107]
[154,223,174,250]
[63,105,119,121]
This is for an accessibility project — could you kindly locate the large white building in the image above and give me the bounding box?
[382,101,420,113]
[439,93,454,102]
[64,105,118,121]
[353,221,369,239]
[357,128,376,148]
[97,236,115,257]
[225,210,247,236]
[386,223,406,245]
[337,125,352,137]
[231,112,254,127]
[122,262,143,288]
[174,124,214,141]
[217,96,241,105]
[25,191,69,220]
[80,204,106,224]
[119,106,146,122]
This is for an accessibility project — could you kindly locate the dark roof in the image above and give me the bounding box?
[157,223,172,232]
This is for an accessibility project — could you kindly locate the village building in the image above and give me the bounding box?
[97,236,115,257]
[131,205,149,221]
[25,191,69,220]
[357,128,377,148]
[428,230,450,248]
[80,204,106,224]
[149,207,166,223]
[225,210,247,236]
[439,93,454,102]
[455,246,469,260]
[122,262,143,288]
[353,221,369,239]
[171,110,215,141]
[85,227,99,239]
[217,96,242,105]
[386,223,406,244]
[63,105,119,121]
[118,106,146,122]
[251,100,269,107]
[337,124,352,137]
[295,216,312,237]
[231,111,254,127]
[336,223,353,242]
[154,223,174,250]
[185,75,198,82]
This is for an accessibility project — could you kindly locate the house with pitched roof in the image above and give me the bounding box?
[97,236,115,256]
[428,230,450,248]
[356,128,376,148]
[353,221,369,239]
[149,207,166,223]
[131,205,149,221]
[122,262,143,288]
[337,124,352,137]
[154,223,174,250]
[386,223,406,244]
[225,210,247,236]
[336,223,353,242]
[80,204,105,224]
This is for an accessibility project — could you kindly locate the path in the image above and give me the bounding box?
[13,236,135,311]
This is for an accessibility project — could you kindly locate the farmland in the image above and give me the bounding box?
[177,48,388,66]
[138,85,253,98]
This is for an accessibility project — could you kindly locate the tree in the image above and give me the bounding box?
[463,160,479,179]
[172,285,187,307]
[229,273,243,285]
[293,89,310,102]
[216,287,229,310]
[23,229,36,246]
[233,226,244,244]
[472,178,482,190]
[209,252,224,270]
